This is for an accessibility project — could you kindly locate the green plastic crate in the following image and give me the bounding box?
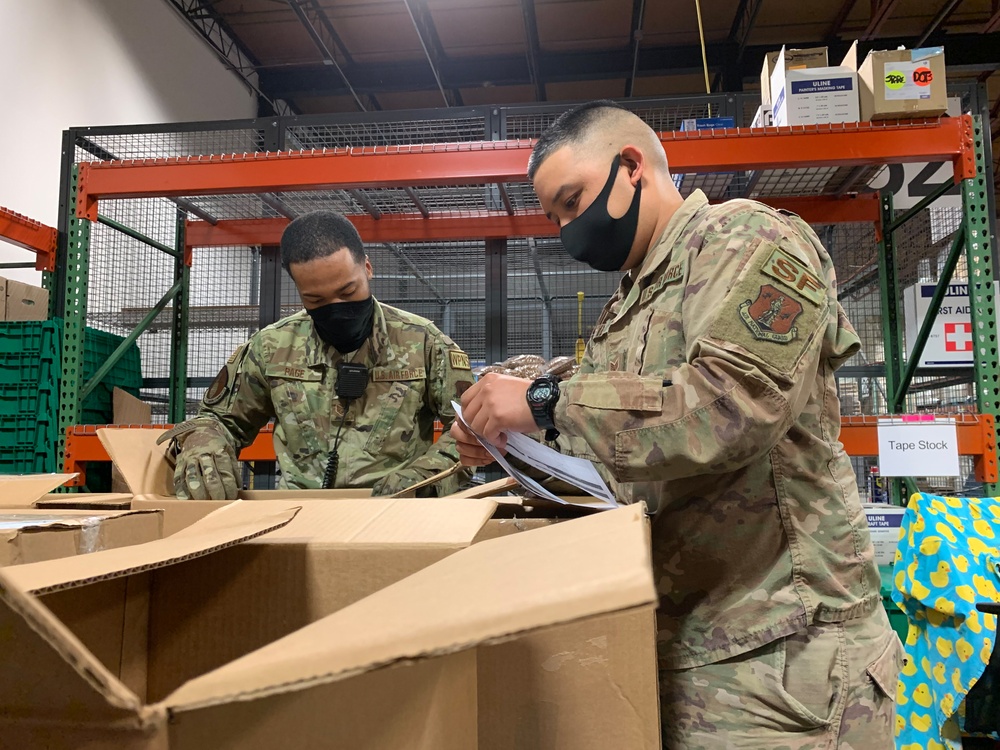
[0,446,51,475]
[83,328,143,389]
[0,320,142,473]
[880,565,909,643]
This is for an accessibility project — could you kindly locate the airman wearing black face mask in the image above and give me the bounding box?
[160,210,473,500]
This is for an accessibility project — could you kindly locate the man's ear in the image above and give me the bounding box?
[365,256,373,279]
[620,145,644,186]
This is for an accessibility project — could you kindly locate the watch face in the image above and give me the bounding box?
[530,384,552,403]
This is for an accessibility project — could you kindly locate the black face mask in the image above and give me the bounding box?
[307,296,375,354]
[560,156,642,272]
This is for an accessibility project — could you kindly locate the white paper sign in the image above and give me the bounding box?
[876,419,960,477]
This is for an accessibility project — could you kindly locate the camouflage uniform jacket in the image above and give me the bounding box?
[193,298,473,494]
[553,190,881,669]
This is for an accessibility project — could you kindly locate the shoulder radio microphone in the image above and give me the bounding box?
[323,361,370,489]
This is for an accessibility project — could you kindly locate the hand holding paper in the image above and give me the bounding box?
[452,401,619,510]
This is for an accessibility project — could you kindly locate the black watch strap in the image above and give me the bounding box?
[527,375,560,436]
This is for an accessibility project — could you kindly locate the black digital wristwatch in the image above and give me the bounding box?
[526,374,561,442]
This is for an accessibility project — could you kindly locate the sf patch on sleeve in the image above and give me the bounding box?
[709,240,828,377]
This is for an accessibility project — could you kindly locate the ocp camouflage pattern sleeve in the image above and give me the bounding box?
[554,208,831,483]
[194,337,275,450]
[392,326,474,486]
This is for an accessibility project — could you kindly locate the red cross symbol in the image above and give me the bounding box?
[944,322,973,352]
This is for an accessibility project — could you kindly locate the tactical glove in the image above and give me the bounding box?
[157,419,241,500]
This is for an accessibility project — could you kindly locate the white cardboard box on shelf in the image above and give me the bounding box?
[771,42,860,127]
[760,45,828,108]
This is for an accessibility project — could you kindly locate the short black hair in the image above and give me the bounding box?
[280,210,366,271]
[527,100,628,180]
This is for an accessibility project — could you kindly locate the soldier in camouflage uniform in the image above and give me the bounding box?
[453,101,902,748]
[161,210,472,499]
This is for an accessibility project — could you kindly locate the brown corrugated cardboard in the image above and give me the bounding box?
[466,515,660,750]
[113,388,152,425]
[857,45,947,120]
[0,499,656,749]
[0,277,49,321]
[0,508,162,566]
[98,427,373,534]
[36,493,134,511]
[112,390,153,493]
[0,473,76,507]
[760,46,828,107]
[0,475,159,565]
[144,497,497,699]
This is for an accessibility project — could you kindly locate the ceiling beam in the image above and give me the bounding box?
[985,0,1000,33]
[287,0,368,112]
[712,0,764,92]
[826,0,860,42]
[301,0,381,110]
[625,0,646,97]
[916,0,964,46]
[258,33,1000,100]
[163,0,295,116]
[519,0,546,101]
[861,0,901,40]
[401,0,462,107]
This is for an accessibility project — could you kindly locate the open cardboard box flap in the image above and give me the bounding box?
[0,502,300,727]
[98,429,173,497]
[0,474,79,508]
[98,427,374,504]
[2,502,300,595]
[247,497,497,546]
[0,503,653,728]
[164,503,654,714]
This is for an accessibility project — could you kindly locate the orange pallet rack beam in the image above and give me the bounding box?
[0,206,57,272]
[65,414,996,488]
[74,117,975,222]
[183,195,881,248]
[63,421,446,487]
[840,414,998,484]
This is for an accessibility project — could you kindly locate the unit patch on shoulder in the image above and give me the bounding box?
[738,284,804,343]
[203,366,230,406]
[761,246,825,306]
[708,239,828,377]
[449,351,471,370]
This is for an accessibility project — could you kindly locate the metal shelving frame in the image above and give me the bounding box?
[48,87,999,495]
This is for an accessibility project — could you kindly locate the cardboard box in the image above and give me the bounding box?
[771,42,859,127]
[857,45,947,121]
[35,493,134,511]
[98,428,373,535]
[760,46,828,108]
[0,496,659,748]
[0,474,160,565]
[0,276,48,321]
[751,104,773,128]
[863,503,907,566]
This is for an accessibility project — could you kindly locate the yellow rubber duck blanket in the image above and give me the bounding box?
[894,492,1000,749]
